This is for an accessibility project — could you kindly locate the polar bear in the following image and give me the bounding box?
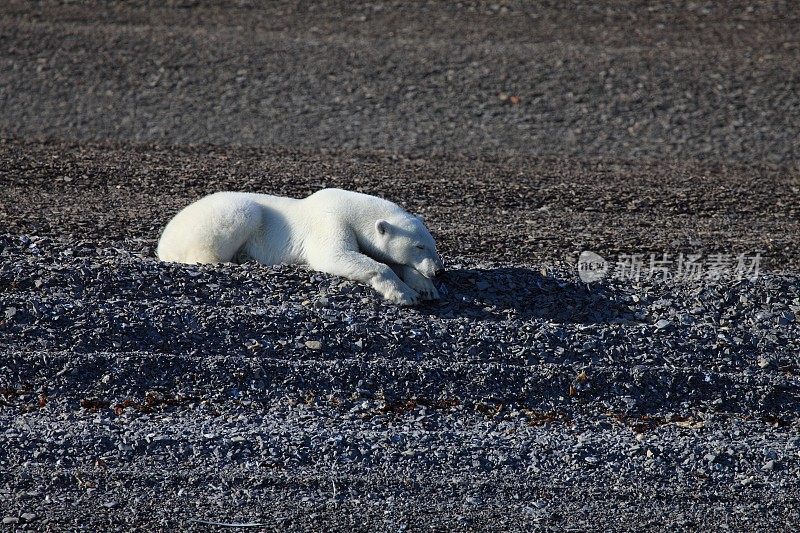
[157,188,444,305]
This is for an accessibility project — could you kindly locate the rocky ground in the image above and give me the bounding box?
[1,1,799,531]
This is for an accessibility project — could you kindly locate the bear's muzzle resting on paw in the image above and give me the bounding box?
[157,188,444,305]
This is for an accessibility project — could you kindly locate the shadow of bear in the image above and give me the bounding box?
[423,266,637,324]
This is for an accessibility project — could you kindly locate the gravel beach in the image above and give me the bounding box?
[1,2,799,531]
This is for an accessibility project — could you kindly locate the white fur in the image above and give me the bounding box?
[157,188,444,305]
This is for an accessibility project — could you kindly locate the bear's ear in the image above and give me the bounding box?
[375,219,389,236]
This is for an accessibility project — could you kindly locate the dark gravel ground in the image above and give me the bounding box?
[2,1,800,163]
[1,2,800,531]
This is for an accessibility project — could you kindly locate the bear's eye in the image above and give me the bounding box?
[415,244,425,250]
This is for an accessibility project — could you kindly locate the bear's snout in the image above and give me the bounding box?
[417,257,443,278]
[434,256,445,276]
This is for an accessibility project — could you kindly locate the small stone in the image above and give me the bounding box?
[102,501,118,509]
[244,339,261,350]
[655,319,671,330]
[305,340,322,350]
[703,453,717,463]
[765,450,778,460]
[20,513,36,522]
[4,307,17,320]
[2,517,19,525]
[762,460,776,471]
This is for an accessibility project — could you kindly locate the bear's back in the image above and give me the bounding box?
[306,188,401,215]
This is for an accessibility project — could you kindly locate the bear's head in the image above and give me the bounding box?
[375,215,444,278]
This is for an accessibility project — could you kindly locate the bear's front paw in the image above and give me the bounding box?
[375,278,418,305]
[373,273,419,306]
[385,284,419,306]
[402,268,440,300]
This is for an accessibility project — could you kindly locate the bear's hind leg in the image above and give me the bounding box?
[179,248,227,264]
